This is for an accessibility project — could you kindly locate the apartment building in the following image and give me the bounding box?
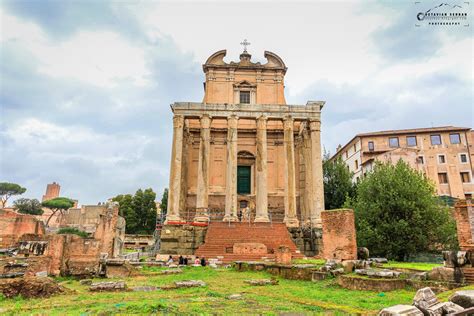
[330,126,474,199]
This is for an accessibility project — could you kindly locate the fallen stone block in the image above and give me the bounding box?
[341,260,356,273]
[0,277,66,298]
[413,287,439,311]
[0,272,25,279]
[330,268,344,276]
[450,290,474,308]
[244,279,278,286]
[312,271,329,281]
[423,302,463,315]
[370,258,388,264]
[89,281,127,292]
[427,267,455,282]
[441,302,464,314]
[133,286,158,292]
[80,279,92,286]
[228,293,243,300]
[174,280,206,288]
[35,271,48,277]
[160,269,183,275]
[378,304,423,316]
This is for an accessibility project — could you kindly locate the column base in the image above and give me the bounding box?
[222,215,238,222]
[254,216,270,223]
[193,208,209,223]
[310,217,322,228]
[164,214,182,224]
[284,217,299,227]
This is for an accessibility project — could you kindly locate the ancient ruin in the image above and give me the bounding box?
[160,47,326,260]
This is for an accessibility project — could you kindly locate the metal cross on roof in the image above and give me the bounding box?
[240,39,251,52]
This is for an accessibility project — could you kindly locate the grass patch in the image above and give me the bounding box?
[382,261,442,271]
[0,266,451,315]
[292,258,326,265]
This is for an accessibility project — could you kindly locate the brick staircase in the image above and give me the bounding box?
[462,267,474,284]
[195,222,303,263]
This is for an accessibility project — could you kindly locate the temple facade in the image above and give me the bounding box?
[165,47,325,228]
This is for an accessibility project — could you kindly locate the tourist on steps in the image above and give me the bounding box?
[200,257,207,267]
[193,256,201,266]
[166,255,174,266]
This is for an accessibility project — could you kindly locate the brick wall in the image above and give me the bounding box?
[0,209,45,248]
[454,200,474,251]
[321,209,357,260]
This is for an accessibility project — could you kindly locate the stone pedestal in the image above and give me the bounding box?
[255,116,269,223]
[166,115,184,223]
[283,117,299,227]
[224,115,238,222]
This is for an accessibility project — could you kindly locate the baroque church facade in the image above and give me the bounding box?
[165,47,325,228]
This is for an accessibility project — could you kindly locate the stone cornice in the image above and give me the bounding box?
[171,102,324,121]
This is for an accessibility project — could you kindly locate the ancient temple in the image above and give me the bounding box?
[165,45,325,229]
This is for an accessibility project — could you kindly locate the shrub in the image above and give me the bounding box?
[57,227,89,238]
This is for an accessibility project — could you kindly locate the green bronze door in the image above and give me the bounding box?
[237,166,251,194]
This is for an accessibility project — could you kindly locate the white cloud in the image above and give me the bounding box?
[1,9,149,88]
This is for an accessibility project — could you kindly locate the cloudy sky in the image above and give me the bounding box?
[0,0,472,205]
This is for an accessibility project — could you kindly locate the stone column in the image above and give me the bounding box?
[224,115,238,222]
[255,116,270,223]
[283,117,299,227]
[310,120,324,227]
[194,114,211,222]
[302,129,313,225]
[165,115,184,223]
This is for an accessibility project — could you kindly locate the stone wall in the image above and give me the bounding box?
[288,227,322,257]
[0,209,45,248]
[321,209,357,260]
[159,225,207,255]
[454,200,474,251]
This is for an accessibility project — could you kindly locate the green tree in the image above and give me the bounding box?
[41,197,75,227]
[349,160,457,261]
[160,188,168,215]
[0,182,27,208]
[13,198,44,215]
[323,155,356,210]
[112,188,157,234]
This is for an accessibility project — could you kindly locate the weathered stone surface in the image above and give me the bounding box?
[413,287,438,311]
[228,294,243,300]
[80,279,92,285]
[275,246,292,264]
[312,271,329,281]
[427,267,455,282]
[233,243,267,255]
[355,269,401,278]
[89,281,127,292]
[35,271,48,277]
[440,302,464,314]
[174,280,206,288]
[357,247,370,260]
[443,251,468,268]
[321,209,357,260]
[341,260,356,273]
[133,286,158,292]
[378,304,423,316]
[160,269,183,275]
[369,258,388,264]
[450,290,474,308]
[244,279,278,286]
[0,277,66,298]
[331,268,344,276]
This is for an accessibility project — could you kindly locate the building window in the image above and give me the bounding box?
[417,156,424,164]
[438,155,446,164]
[368,141,374,152]
[460,154,468,163]
[430,134,442,145]
[239,91,250,104]
[389,137,399,148]
[406,136,417,147]
[345,151,348,159]
[355,160,359,170]
[450,133,461,144]
[438,173,448,184]
[461,172,471,183]
[353,144,357,152]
